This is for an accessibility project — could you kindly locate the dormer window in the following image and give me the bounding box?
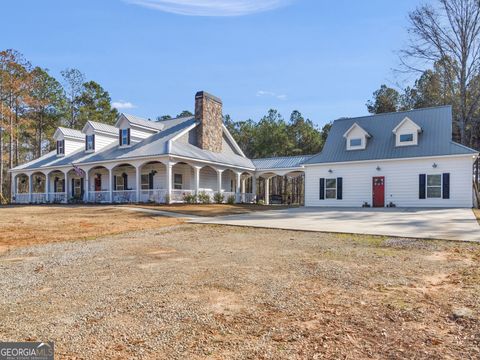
[393,117,421,147]
[349,138,362,147]
[86,134,95,151]
[399,134,414,143]
[56,140,64,156]
[119,128,130,146]
[343,122,370,150]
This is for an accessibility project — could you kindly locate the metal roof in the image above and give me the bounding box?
[57,127,83,140]
[304,106,477,165]
[123,113,166,131]
[252,155,313,169]
[87,121,118,135]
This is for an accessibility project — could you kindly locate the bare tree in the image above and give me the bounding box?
[60,68,85,129]
[401,0,480,146]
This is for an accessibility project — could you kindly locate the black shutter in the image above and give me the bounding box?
[419,174,426,199]
[148,172,154,190]
[62,179,65,192]
[56,141,59,155]
[122,173,128,190]
[319,178,325,200]
[71,178,75,196]
[337,177,343,200]
[442,173,450,199]
[127,128,131,145]
[80,178,84,198]
[113,175,117,190]
[119,129,122,146]
[92,134,95,150]
[85,135,88,151]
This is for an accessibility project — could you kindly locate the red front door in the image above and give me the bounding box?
[372,176,385,207]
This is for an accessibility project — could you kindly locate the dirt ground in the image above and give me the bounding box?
[0,205,181,252]
[125,203,293,217]
[0,218,479,359]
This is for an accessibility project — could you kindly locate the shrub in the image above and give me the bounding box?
[213,192,224,204]
[227,195,236,204]
[183,193,197,204]
[197,191,211,204]
[257,199,265,205]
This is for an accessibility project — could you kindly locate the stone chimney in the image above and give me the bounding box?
[195,91,223,153]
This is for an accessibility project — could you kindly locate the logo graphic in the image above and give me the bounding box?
[0,342,54,360]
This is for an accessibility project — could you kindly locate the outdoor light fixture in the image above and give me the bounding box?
[432,163,438,168]
[376,166,381,171]
[328,169,333,173]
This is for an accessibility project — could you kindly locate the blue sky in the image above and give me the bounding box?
[2,0,423,127]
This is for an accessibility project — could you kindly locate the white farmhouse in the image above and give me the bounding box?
[9,92,479,208]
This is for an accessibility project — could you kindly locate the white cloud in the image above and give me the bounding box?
[256,90,287,100]
[112,101,136,110]
[125,0,293,16]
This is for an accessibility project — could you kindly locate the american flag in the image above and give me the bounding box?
[72,164,85,177]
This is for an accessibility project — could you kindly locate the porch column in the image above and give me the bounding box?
[166,161,173,204]
[83,172,89,203]
[235,171,241,203]
[216,169,223,193]
[11,174,16,202]
[264,177,270,205]
[108,168,113,203]
[252,175,257,203]
[45,173,50,203]
[63,170,69,203]
[28,173,33,203]
[135,165,141,203]
[193,166,201,196]
[241,176,246,203]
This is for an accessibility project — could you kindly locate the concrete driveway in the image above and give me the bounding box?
[192,207,480,242]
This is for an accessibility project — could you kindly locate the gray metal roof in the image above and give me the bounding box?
[253,155,313,169]
[57,127,83,139]
[123,113,166,131]
[305,106,478,165]
[12,115,255,171]
[87,121,118,135]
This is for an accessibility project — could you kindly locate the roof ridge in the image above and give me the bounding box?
[333,105,452,123]
[253,154,314,161]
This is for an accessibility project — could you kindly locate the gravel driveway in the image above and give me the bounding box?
[1,224,479,359]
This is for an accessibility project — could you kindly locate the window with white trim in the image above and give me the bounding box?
[86,135,94,151]
[116,176,125,190]
[325,178,337,199]
[57,140,64,155]
[174,174,183,190]
[121,129,129,146]
[399,133,414,142]
[349,138,362,147]
[141,174,149,190]
[427,174,441,198]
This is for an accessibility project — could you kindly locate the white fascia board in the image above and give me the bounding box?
[392,117,422,134]
[222,123,247,158]
[343,122,370,138]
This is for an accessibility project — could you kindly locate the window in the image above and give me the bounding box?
[55,179,64,193]
[57,140,64,155]
[116,176,124,190]
[141,174,150,190]
[427,174,441,198]
[325,178,337,199]
[174,174,183,190]
[73,179,82,197]
[86,135,94,151]
[400,133,414,142]
[349,138,362,147]
[120,129,129,146]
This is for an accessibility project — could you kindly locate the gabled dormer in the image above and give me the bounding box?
[115,113,165,147]
[343,122,371,150]
[82,121,118,153]
[53,127,84,157]
[393,117,422,147]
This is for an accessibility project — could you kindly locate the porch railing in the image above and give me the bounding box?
[88,191,111,203]
[171,189,195,202]
[241,192,256,203]
[31,193,47,203]
[14,193,30,204]
[112,190,137,203]
[140,189,167,203]
[49,192,66,203]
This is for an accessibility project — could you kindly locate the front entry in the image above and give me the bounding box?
[94,174,102,191]
[372,176,385,207]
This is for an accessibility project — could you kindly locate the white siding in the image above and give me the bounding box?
[394,118,420,146]
[84,125,117,151]
[199,166,217,191]
[56,134,83,155]
[140,163,167,189]
[172,163,193,189]
[305,155,475,208]
[345,125,368,150]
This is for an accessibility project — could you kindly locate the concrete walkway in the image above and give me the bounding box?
[191,207,480,242]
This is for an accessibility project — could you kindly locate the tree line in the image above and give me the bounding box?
[367,0,480,150]
[0,49,118,201]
